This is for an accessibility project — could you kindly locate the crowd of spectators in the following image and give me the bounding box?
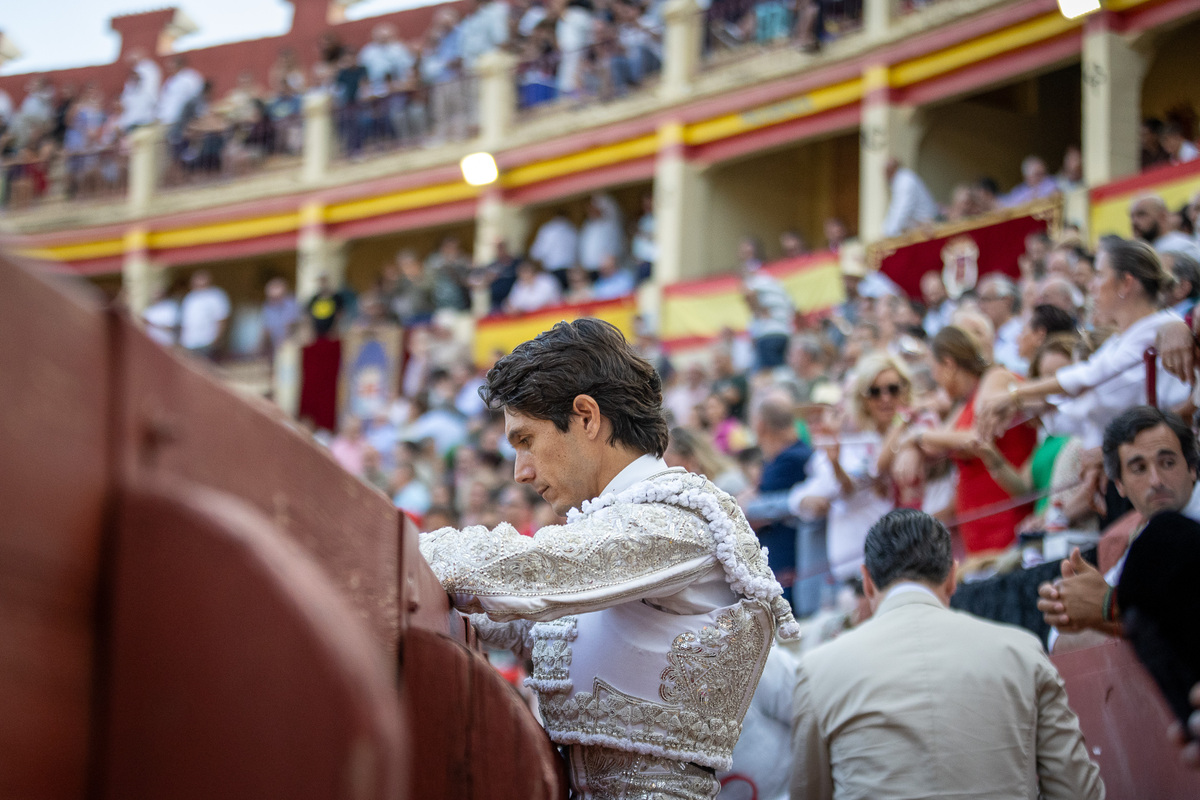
[140,179,1200,624]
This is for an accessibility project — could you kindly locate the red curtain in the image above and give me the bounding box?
[299,338,342,432]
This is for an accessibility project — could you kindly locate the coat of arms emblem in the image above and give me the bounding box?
[941,235,980,299]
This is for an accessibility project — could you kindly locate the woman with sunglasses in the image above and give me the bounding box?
[789,352,916,582]
[894,325,1037,557]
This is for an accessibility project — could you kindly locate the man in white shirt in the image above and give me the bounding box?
[882,158,939,238]
[1130,194,1200,262]
[791,509,1104,800]
[530,211,579,284]
[179,270,230,358]
[458,0,509,70]
[157,56,203,127]
[142,285,180,347]
[358,23,415,94]
[119,51,161,130]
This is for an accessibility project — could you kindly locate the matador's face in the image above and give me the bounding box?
[505,408,597,517]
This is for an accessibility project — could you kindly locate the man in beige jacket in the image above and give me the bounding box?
[790,509,1104,800]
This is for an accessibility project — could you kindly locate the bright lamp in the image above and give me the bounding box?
[1057,0,1100,19]
[460,152,499,186]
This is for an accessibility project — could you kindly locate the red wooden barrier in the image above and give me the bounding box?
[1052,640,1197,798]
[0,249,565,799]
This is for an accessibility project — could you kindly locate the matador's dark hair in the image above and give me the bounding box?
[480,318,669,457]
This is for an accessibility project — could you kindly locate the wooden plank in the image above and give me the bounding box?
[0,256,110,799]
[111,317,401,660]
[99,483,404,800]
[1053,640,1198,797]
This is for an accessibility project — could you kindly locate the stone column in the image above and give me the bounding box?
[122,227,154,316]
[660,0,702,102]
[858,64,923,243]
[476,50,519,152]
[863,0,893,40]
[127,124,162,215]
[302,92,334,185]
[296,201,346,303]
[646,121,710,325]
[1081,14,1147,187]
[474,188,530,264]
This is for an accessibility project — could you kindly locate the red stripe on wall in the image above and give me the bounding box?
[1090,158,1200,203]
[689,105,862,166]
[896,31,1082,107]
[326,199,479,241]
[503,157,657,206]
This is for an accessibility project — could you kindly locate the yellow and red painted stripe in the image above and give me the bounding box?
[8,0,1179,274]
[1090,159,1200,241]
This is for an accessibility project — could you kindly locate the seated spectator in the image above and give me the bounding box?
[516,19,560,109]
[563,265,595,304]
[1001,155,1060,207]
[179,269,231,359]
[1163,251,1200,318]
[665,425,749,495]
[1130,194,1200,262]
[530,209,579,286]
[791,352,911,582]
[790,509,1104,800]
[142,283,181,347]
[260,277,300,360]
[985,239,1191,455]
[1141,117,1170,170]
[505,259,562,313]
[330,416,368,475]
[898,326,1035,558]
[579,193,625,273]
[1162,122,1199,165]
[392,460,433,517]
[882,157,939,238]
[1039,406,1198,650]
[390,249,436,325]
[699,391,752,455]
[307,274,345,339]
[741,389,813,610]
[1056,145,1085,193]
[591,254,635,300]
[425,236,472,312]
[973,334,1096,533]
[919,271,954,336]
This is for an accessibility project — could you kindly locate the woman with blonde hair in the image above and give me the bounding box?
[788,351,913,581]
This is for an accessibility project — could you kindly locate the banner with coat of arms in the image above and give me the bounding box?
[867,198,1062,299]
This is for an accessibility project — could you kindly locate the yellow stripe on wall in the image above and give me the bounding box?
[472,300,639,364]
[148,212,301,249]
[891,12,1078,88]
[502,135,660,188]
[685,79,864,146]
[19,238,125,262]
[661,262,843,341]
[325,182,479,224]
[1090,173,1200,242]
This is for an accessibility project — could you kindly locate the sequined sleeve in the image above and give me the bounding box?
[419,502,716,621]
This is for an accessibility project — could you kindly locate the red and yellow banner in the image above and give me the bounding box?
[471,296,639,364]
[660,252,843,351]
[869,199,1061,299]
[1090,159,1200,243]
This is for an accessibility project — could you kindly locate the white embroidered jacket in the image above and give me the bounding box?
[419,468,799,773]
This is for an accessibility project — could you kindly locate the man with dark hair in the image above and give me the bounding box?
[420,318,799,799]
[790,509,1104,800]
[1039,406,1198,644]
[1016,303,1076,364]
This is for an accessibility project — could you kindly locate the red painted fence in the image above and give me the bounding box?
[0,248,564,799]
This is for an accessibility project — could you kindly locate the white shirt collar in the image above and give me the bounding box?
[599,454,670,498]
[884,581,943,605]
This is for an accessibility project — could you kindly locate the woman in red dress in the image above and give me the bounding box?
[895,325,1036,556]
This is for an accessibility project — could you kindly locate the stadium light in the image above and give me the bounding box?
[1057,0,1100,19]
[460,152,499,187]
